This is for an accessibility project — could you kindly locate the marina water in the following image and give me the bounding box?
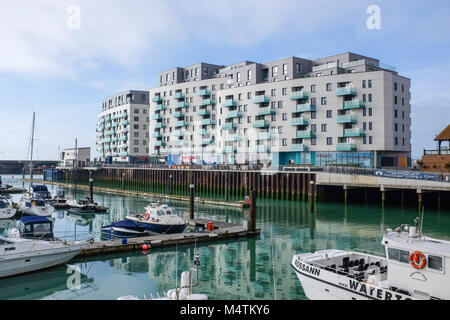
[1,174,449,300]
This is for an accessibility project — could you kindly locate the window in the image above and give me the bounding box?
[271,89,276,97]
[394,110,398,118]
[326,137,332,145]
[363,136,367,144]
[247,92,252,99]
[394,96,398,104]
[282,138,287,146]
[238,93,242,101]
[247,116,252,123]
[295,63,301,75]
[362,80,366,88]
[321,124,327,132]
[368,80,372,88]
[311,111,317,119]
[311,138,317,145]
[428,255,443,271]
[402,98,405,106]
[282,113,288,121]
[363,94,366,102]
[369,122,372,130]
[271,114,276,121]
[363,122,367,130]
[278,101,283,109]
[272,66,278,77]
[311,124,317,132]
[311,98,317,105]
[369,136,373,144]
[282,88,287,95]
[388,248,410,264]
[395,123,398,132]
[134,116,139,121]
[247,70,252,80]
[368,94,372,102]
[394,82,398,91]
[326,83,332,91]
[278,126,283,134]
[369,108,373,116]
[283,64,288,75]
[321,97,327,105]
[395,137,398,145]
[237,72,241,82]
[311,85,316,93]
[326,110,332,118]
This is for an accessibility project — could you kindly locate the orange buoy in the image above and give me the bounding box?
[409,251,426,269]
[142,244,149,250]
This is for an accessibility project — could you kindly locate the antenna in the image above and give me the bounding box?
[29,112,35,181]
[420,206,425,236]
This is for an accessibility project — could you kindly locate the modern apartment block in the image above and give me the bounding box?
[149,53,411,168]
[97,90,150,163]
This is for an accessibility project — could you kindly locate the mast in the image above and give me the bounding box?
[30,112,35,181]
[74,138,78,197]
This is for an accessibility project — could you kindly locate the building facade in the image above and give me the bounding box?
[149,53,411,168]
[97,90,150,163]
[60,147,91,167]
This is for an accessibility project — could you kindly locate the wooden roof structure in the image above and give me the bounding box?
[435,125,450,141]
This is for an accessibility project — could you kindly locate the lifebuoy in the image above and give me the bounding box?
[144,213,150,221]
[409,251,426,269]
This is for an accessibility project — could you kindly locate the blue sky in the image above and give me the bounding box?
[0,0,449,160]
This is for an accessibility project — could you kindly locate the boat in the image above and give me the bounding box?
[17,197,55,217]
[291,218,450,300]
[125,203,187,234]
[100,220,158,239]
[0,195,17,219]
[67,197,108,213]
[0,176,13,191]
[0,236,86,278]
[17,216,54,240]
[21,185,53,202]
[52,190,69,209]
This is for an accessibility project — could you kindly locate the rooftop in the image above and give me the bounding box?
[435,125,450,141]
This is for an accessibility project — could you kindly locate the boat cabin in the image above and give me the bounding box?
[30,185,52,200]
[18,216,54,240]
[383,230,450,300]
[24,198,47,208]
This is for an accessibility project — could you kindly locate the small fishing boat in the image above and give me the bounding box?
[67,197,108,214]
[100,220,157,239]
[52,190,69,209]
[0,236,86,278]
[17,216,54,240]
[291,217,450,300]
[17,197,54,217]
[125,203,187,234]
[0,195,17,219]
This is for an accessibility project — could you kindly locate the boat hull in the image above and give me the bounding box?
[0,243,84,279]
[101,227,152,239]
[0,208,16,219]
[19,205,54,217]
[127,219,186,234]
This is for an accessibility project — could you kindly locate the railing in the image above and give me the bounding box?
[424,149,450,155]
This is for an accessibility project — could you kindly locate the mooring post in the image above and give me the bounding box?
[225,173,229,201]
[189,183,195,220]
[418,190,423,212]
[437,192,441,210]
[122,172,125,190]
[381,191,386,208]
[344,186,348,206]
[249,189,257,233]
[89,171,94,203]
[310,180,315,212]
[169,175,173,195]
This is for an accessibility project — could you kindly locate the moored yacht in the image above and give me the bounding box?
[18,197,54,217]
[292,219,450,300]
[0,195,17,219]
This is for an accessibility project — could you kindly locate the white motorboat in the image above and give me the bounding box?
[0,195,17,219]
[292,218,450,300]
[125,203,187,234]
[0,236,86,278]
[18,197,55,217]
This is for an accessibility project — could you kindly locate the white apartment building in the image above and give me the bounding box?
[97,90,150,163]
[148,53,411,169]
[60,147,90,167]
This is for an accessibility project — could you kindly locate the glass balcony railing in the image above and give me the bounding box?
[254,145,271,153]
[198,89,211,97]
[291,118,309,126]
[173,130,183,137]
[337,115,357,124]
[222,122,236,130]
[152,96,163,103]
[223,146,236,154]
[174,92,184,100]
[197,109,211,117]
[199,129,210,136]
[176,101,189,109]
[258,132,272,140]
[155,123,166,129]
[290,91,309,100]
[225,135,241,142]
[258,107,276,116]
[155,141,166,147]
[253,95,270,104]
[223,100,237,108]
[152,132,162,138]
[173,111,185,118]
[344,100,366,110]
[337,143,357,151]
[202,139,214,146]
[175,120,189,128]
[344,128,366,137]
[336,87,357,96]
[290,144,309,152]
[202,119,216,126]
[176,140,186,146]
[296,130,316,139]
[152,114,162,120]
[200,99,216,106]
[155,104,166,111]
[296,104,316,113]
[253,120,270,129]
[226,110,243,119]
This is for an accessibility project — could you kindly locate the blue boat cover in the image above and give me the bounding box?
[102,220,144,230]
[31,185,49,192]
[20,216,51,224]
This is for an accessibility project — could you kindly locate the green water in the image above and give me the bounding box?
[1,174,450,300]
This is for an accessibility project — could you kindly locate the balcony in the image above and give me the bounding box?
[112,122,119,128]
[223,100,237,108]
[152,132,162,138]
[121,120,130,126]
[202,119,216,126]
[226,110,243,119]
[291,118,309,126]
[296,130,316,139]
[174,92,185,100]
[254,145,271,153]
[120,136,128,142]
[223,146,236,154]
[253,120,270,129]
[119,128,129,134]
[176,101,189,109]
[200,99,216,106]
[337,115,357,124]
[258,107,276,116]
[155,104,166,111]
[175,120,189,128]
[111,137,118,143]
[344,128,366,137]
[120,152,129,157]
[197,109,211,117]
[102,138,111,143]
[296,103,316,113]
[258,132,272,140]
[199,129,210,136]
[337,143,357,151]
[336,87,357,96]
[155,141,166,147]
[344,100,366,110]
[202,139,214,146]
[155,123,166,129]
[173,130,183,137]
[291,144,309,152]
[152,96,163,103]
[173,111,185,118]
[290,91,309,100]
[253,95,270,104]
[176,140,186,147]
[105,130,115,136]
[152,114,162,120]
[198,89,211,97]
[225,135,241,142]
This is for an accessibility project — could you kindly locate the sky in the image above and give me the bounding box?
[0,0,449,160]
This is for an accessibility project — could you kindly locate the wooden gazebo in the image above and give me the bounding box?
[435,125,450,155]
